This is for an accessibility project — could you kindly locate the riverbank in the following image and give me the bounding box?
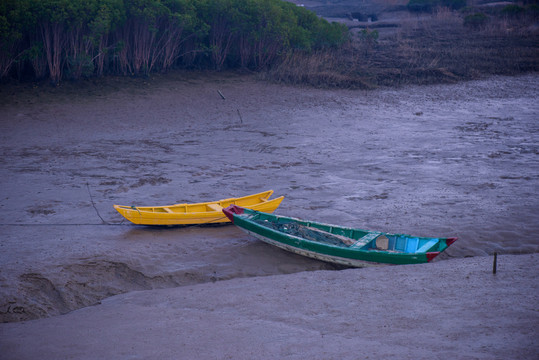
[2,1,537,89]
[1,254,537,360]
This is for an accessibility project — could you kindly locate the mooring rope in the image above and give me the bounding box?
[86,182,108,224]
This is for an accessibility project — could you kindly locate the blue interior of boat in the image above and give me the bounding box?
[250,212,440,254]
[362,236,439,253]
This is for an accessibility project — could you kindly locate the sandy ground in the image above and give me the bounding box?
[0,72,538,358]
[1,254,537,359]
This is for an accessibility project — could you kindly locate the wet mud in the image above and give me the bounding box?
[0,73,537,322]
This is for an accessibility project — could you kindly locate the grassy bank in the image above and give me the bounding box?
[264,6,539,88]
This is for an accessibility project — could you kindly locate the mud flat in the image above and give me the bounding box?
[0,72,538,357]
[1,254,537,359]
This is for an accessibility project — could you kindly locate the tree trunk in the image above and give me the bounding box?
[41,22,65,84]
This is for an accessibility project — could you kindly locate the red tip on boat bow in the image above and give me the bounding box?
[426,252,440,262]
[426,237,458,262]
[223,205,244,223]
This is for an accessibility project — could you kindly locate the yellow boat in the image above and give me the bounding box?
[113,190,284,225]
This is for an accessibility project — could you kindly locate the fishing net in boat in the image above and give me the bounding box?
[252,219,354,247]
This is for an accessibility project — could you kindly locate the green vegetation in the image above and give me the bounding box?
[463,12,489,29]
[1,0,537,89]
[500,4,525,17]
[0,0,347,83]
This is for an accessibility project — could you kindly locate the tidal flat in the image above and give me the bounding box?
[0,73,537,359]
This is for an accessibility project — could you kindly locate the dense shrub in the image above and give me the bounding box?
[464,12,489,29]
[0,0,348,83]
[501,4,525,17]
[359,28,379,44]
[407,0,436,12]
[527,4,539,19]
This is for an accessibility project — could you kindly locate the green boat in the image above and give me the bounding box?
[223,205,457,267]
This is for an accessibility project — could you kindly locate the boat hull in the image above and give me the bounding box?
[114,190,283,225]
[224,205,457,267]
[242,228,385,267]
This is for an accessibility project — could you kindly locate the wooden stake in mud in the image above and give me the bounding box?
[493,252,497,274]
[237,109,243,123]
